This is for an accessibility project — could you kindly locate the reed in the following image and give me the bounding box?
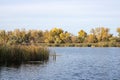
[0,45,49,65]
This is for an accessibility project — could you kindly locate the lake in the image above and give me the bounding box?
[0,47,120,80]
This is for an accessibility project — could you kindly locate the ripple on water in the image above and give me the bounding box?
[1,47,120,80]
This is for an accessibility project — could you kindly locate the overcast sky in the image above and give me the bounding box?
[0,0,120,35]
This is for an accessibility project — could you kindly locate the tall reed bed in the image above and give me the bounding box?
[0,45,49,65]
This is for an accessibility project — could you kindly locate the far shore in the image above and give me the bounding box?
[33,42,120,47]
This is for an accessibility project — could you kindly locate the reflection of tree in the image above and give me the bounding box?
[53,52,56,61]
[0,67,2,80]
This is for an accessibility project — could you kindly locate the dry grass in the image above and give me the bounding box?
[0,45,49,65]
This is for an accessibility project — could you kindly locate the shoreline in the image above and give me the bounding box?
[37,42,120,47]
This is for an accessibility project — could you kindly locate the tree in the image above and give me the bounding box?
[117,28,120,37]
[109,37,117,43]
[71,35,77,43]
[50,28,63,37]
[0,27,119,45]
[90,28,95,35]
[90,27,111,42]
[44,30,52,43]
[116,28,120,42]
[27,30,44,43]
[49,28,63,43]
[78,30,87,43]
[87,34,97,43]
[0,30,8,44]
[12,29,22,44]
[60,32,71,43]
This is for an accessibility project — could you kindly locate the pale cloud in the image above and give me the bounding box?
[0,0,120,35]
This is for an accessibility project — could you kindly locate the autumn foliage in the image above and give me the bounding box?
[0,27,120,45]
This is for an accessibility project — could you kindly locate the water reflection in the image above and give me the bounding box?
[0,63,21,68]
[0,47,120,80]
[0,60,49,68]
[50,50,57,61]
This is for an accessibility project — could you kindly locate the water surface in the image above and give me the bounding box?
[0,47,120,80]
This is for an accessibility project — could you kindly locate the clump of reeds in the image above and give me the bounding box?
[0,45,49,65]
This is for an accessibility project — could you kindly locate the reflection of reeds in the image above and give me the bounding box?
[0,45,49,65]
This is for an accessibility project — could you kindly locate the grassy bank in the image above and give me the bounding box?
[0,45,49,65]
[37,42,120,47]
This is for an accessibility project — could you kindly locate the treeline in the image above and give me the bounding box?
[0,27,120,45]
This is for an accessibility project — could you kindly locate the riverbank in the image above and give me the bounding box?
[37,42,120,47]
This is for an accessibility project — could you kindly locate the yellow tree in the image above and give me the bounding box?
[71,35,77,43]
[94,27,102,41]
[49,28,63,43]
[90,28,95,35]
[12,29,22,44]
[78,30,87,43]
[116,27,120,42]
[101,27,110,41]
[87,34,97,43]
[117,27,120,37]
[60,32,71,43]
[14,29,28,44]
[0,30,8,44]
[28,30,43,43]
[50,28,63,37]
[90,27,111,42]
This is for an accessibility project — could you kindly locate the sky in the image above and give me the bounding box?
[0,0,120,35]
